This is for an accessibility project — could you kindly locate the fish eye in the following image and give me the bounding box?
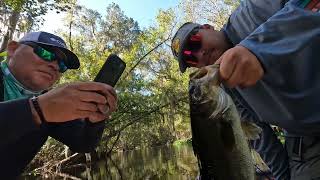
[191,86,203,102]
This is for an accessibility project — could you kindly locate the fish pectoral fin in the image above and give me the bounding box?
[220,121,235,151]
[241,121,262,140]
[251,150,270,172]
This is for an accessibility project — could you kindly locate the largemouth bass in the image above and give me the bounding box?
[189,64,262,180]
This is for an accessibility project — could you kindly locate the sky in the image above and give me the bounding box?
[40,0,179,33]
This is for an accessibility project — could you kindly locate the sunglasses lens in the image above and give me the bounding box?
[58,60,68,73]
[35,47,55,62]
[189,33,202,52]
[183,50,198,67]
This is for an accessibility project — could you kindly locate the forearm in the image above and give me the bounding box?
[0,98,40,148]
[47,119,106,153]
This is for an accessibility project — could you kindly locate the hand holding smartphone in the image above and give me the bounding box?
[93,54,126,115]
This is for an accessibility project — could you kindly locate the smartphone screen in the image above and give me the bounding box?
[94,54,126,87]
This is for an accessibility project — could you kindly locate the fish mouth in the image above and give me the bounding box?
[189,84,230,118]
[189,64,221,103]
[189,64,220,85]
[189,64,230,117]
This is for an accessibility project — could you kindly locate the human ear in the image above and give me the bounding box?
[7,41,19,58]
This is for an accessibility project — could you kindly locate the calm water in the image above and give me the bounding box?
[83,145,198,180]
[25,145,199,180]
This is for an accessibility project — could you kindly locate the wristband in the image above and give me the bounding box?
[31,96,47,124]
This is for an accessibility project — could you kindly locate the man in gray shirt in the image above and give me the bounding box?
[171,0,320,179]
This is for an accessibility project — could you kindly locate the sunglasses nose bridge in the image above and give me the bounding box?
[47,59,67,73]
[46,59,60,70]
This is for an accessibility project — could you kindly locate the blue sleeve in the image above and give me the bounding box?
[225,88,290,179]
[223,0,286,45]
[46,119,105,153]
[239,1,320,73]
[0,98,40,149]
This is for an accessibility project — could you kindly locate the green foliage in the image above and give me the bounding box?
[1,0,73,27]
[3,0,25,11]
[0,0,75,51]
[173,138,192,147]
[100,3,140,54]
[180,0,240,29]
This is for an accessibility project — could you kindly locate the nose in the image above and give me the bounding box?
[47,60,60,72]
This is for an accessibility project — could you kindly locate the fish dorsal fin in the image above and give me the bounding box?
[220,121,235,151]
[241,121,262,140]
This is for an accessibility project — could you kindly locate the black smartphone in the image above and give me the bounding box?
[94,54,126,87]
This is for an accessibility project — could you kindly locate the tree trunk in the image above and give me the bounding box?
[0,10,20,52]
[68,19,73,51]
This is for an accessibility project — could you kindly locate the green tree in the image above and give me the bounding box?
[180,0,240,29]
[0,0,73,51]
[100,3,140,54]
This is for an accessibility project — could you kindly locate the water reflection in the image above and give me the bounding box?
[22,145,199,179]
[84,145,199,180]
